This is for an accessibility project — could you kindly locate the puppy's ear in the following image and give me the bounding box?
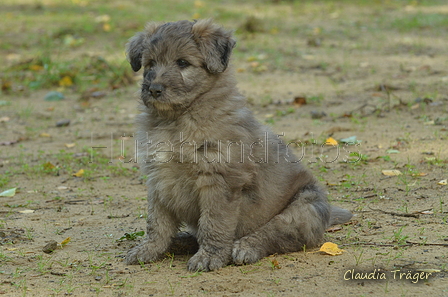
[126,22,160,72]
[191,19,236,73]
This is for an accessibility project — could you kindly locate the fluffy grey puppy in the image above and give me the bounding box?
[125,19,352,271]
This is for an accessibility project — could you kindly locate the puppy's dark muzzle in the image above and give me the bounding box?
[146,83,165,99]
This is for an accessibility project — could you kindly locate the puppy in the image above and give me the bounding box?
[125,19,352,271]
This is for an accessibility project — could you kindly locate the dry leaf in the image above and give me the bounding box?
[419,210,433,215]
[43,162,56,170]
[0,116,10,123]
[59,76,73,87]
[19,209,35,214]
[40,133,51,138]
[326,226,342,232]
[73,169,84,177]
[60,237,71,246]
[319,242,344,256]
[293,96,307,106]
[271,259,281,269]
[65,143,76,148]
[382,169,402,176]
[325,137,338,146]
[438,179,447,185]
[412,172,428,177]
[103,23,111,32]
[0,188,16,197]
[29,64,43,71]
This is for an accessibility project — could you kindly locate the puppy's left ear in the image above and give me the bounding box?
[126,22,160,72]
[191,19,236,73]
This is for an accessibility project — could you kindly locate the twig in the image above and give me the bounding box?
[406,240,448,247]
[340,241,411,247]
[368,206,419,218]
[107,214,130,219]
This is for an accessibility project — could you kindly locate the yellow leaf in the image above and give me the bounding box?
[60,237,71,246]
[40,133,51,137]
[438,179,447,185]
[194,0,204,8]
[319,242,344,256]
[65,143,76,148]
[325,137,338,146]
[73,169,84,177]
[382,169,402,176]
[103,23,111,32]
[30,65,43,71]
[43,162,56,170]
[59,76,73,87]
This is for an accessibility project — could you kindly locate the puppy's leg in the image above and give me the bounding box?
[187,177,240,272]
[126,200,179,265]
[233,185,331,265]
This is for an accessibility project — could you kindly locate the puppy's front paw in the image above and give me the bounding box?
[232,238,263,265]
[125,241,161,265]
[187,249,229,272]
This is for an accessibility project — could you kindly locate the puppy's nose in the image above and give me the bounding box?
[149,83,165,98]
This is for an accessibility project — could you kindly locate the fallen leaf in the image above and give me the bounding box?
[411,172,428,177]
[326,226,342,232]
[419,210,433,215]
[29,64,44,71]
[40,133,51,138]
[293,96,307,106]
[103,23,111,32]
[18,209,35,214]
[271,259,281,269]
[0,188,16,197]
[325,137,338,146]
[382,170,402,176]
[386,149,400,154]
[339,136,359,144]
[65,143,76,148]
[59,76,73,87]
[438,179,447,185]
[60,237,71,247]
[0,116,10,123]
[73,169,84,177]
[319,242,344,256]
[416,269,441,273]
[43,162,56,170]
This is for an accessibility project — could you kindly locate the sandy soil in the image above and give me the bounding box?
[1,3,448,297]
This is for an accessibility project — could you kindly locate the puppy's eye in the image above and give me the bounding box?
[147,60,156,69]
[176,59,190,68]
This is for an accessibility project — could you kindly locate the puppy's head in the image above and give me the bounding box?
[126,19,236,110]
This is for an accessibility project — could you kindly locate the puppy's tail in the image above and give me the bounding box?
[329,205,352,225]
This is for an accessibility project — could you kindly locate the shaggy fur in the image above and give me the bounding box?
[125,19,352,271]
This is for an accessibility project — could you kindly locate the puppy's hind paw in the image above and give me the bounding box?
[232,239,263,265]
[125,242,160,265]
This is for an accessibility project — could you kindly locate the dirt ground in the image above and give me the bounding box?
[1,1,447,296]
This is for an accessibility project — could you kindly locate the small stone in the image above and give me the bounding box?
[95,276,102,281]
[42,240,58,254]
[56,119,70,127]
[44,91,65,101]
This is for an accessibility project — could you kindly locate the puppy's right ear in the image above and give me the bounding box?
[126,22,160,72]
